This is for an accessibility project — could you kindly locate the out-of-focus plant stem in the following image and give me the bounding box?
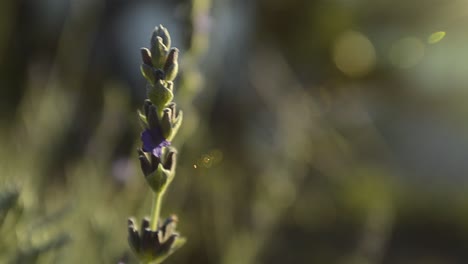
[176,0,212,141]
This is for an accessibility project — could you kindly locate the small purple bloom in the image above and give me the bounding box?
[141,128,170,157]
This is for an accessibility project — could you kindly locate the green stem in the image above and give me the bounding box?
[150,189,166,231]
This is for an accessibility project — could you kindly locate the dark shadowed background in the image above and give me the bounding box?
[1,0,468,263]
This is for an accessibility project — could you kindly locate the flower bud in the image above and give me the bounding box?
[140,48,153,66]
[160,109,172,140]
[160,104,183,141]
[146,103,160,131]
[147,80,174,114]
[151,25,171,50]
[138,99,155,128]
[150,37,168,69]
[170,109,182,141]
[163,48,179,81]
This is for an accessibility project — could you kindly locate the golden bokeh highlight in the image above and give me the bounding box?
[332,31,376,77]
[201,154,213,168]
[195,149,224,169]
[427,31,446,44]
[389,37,425,68]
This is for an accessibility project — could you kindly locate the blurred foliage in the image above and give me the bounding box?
[1,0,468,264]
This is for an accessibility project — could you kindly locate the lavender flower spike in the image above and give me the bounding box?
[141,127,171,157]
[129,25,185,263]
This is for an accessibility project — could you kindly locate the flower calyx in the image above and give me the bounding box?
[150,25,171,69]
[160,103,183,141]
[138,148,177,193]
[128,215,185,264]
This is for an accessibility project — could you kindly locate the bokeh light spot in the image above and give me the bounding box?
[427,31,446,44]
[202,155,212,165]
[194,149,223,169]
[332,31,376,78]
[196,154,213,168]
[389,37,425,68]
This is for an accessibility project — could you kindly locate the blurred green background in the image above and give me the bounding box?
[1,0,468,263]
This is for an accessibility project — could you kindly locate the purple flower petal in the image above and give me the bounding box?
[141,130,154,153]
[141,128,170,157]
